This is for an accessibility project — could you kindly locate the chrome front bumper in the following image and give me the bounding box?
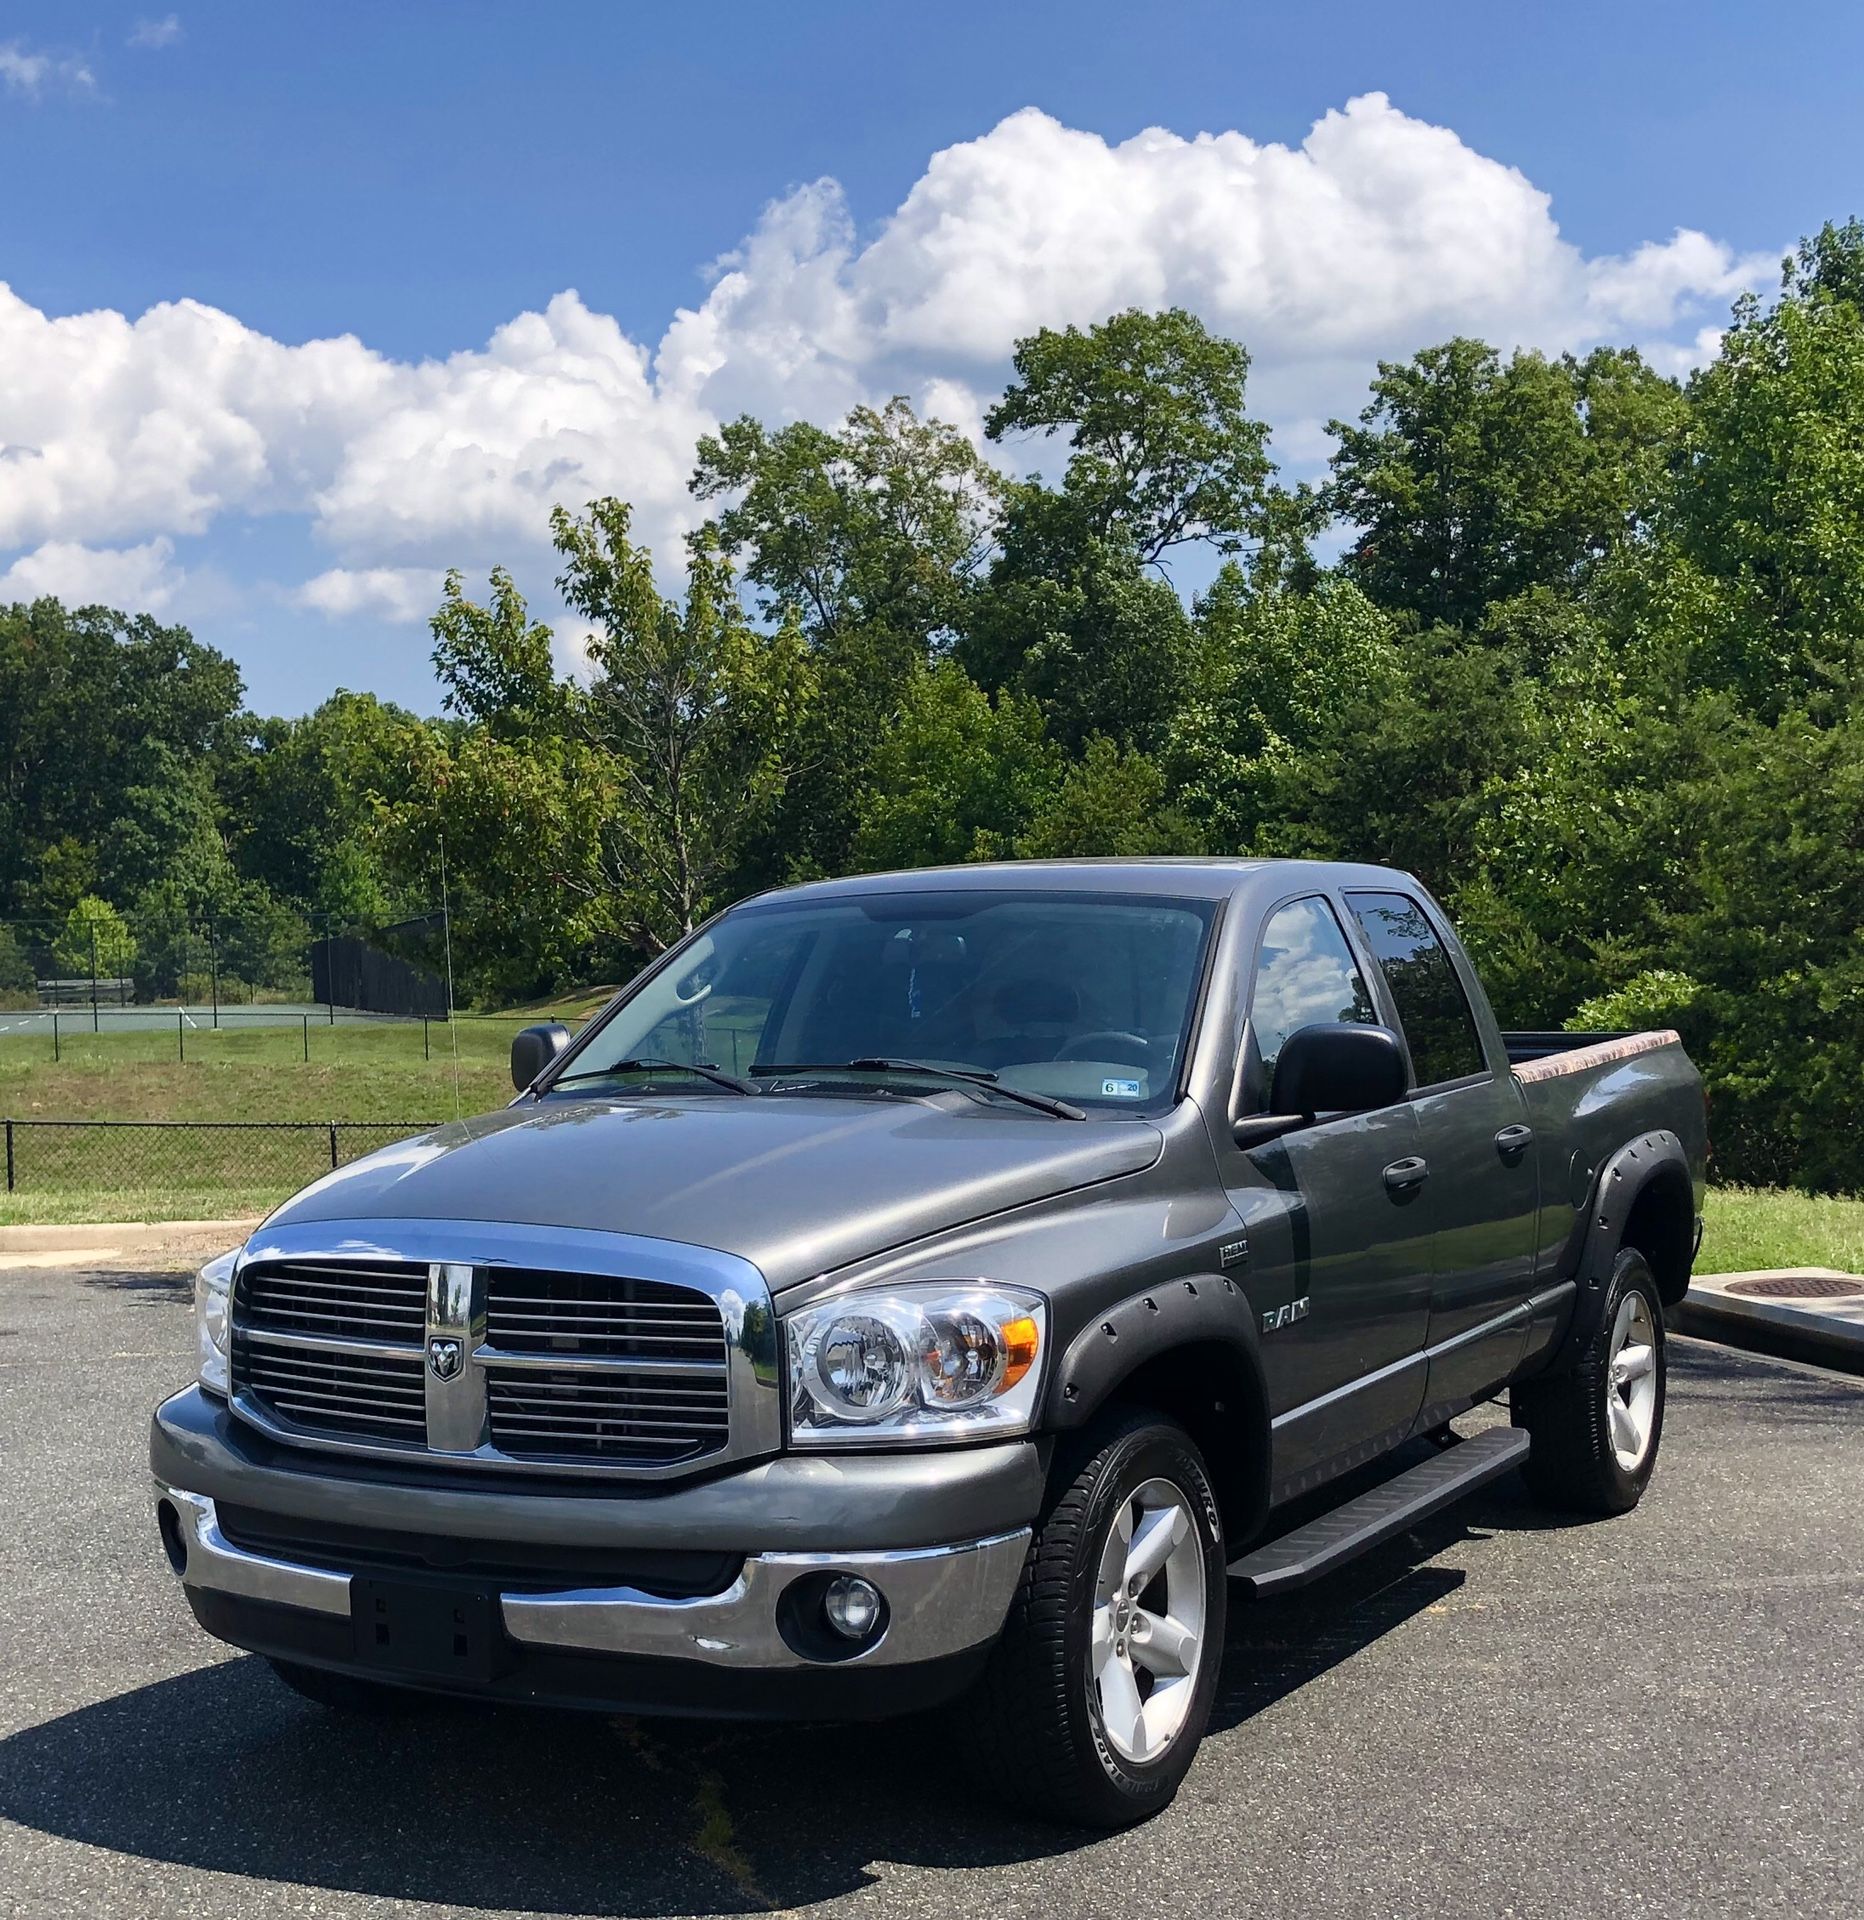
[155,1484,1029,1673]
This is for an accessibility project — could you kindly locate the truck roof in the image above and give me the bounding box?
[751,856,1418,907]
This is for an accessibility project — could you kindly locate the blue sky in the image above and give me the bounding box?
[2,2,1858,715]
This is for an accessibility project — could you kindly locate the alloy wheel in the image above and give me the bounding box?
[1089,1477,1208,1764]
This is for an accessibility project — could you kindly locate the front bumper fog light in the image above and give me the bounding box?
[823,1575,884,1642]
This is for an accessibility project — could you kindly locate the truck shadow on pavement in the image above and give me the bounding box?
[0,1504,1499,1915]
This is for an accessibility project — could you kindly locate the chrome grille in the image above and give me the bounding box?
[483,1267,729,1464]
[238,1258,427,1344]
[487,1367,730,1461]
[485,1268,726,1362]
[236,1341,427,1440]
[227,1243,746,1476]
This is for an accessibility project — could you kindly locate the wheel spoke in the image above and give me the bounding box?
[1098,1653,1146,1759]
[1609,1393,1640,1457]
[1613,1342,1655,1386]
[1090,1604,1115,1674]
[1611,1295,1637,1350]
[1134,1610,1198,1680]
[1095,1501,1134,1603]
[1123,1504,1186,1592]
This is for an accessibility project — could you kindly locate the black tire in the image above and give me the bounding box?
[973,1409,1227,1828]
[266,1657,433,1714]
[1513,1247,1666,1515]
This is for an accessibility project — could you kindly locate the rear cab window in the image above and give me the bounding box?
[1343,891,1487,1089]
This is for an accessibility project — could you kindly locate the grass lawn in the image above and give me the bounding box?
[0,1187,283,1227]
[0,1003,617,1127]
[1698,1185,1864,1277]
[0,995,616,1224]
[5,1006,1862,1273]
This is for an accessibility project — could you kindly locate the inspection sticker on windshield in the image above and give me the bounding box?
[1101,1078,1143,1098]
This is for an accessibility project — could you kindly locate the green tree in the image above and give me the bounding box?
[965,493,1196,753]
[984,306,1271,562]
[1653,707,1864,1189]
[0,922,34,1007]
[553,500,814,951]
[230,690,442,930]
[850,662,1059,872]
[1165,567,1400,854]
[1019,739,1203,857]
[694,398,1002,881]
[52,895,136,982]
[1327,340,1684,629]
[0,598,244,921]
[1657,230,1864,714]
[694,398,1001,649]
[968,307,1274,752]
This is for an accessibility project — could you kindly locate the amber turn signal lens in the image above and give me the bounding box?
[1000,1314,1040,1389]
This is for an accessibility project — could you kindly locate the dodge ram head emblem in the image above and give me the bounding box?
[427,1336,464,1381]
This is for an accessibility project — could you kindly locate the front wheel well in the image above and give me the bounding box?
[1080,1342,1270,1552]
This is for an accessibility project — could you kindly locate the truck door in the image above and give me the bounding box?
[1342,890,1540,1423]
[1220,894,1436,1494]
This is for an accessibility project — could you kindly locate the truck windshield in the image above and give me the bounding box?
[550,889,1217,1115]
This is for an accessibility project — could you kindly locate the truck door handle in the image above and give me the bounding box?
[1494,1123,1534,1160]
[1382,1156,1430,1194]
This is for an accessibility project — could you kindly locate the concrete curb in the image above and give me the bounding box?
[1681,1268,1864,1369]
[0,1218,259,1254]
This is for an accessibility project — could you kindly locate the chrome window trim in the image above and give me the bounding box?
[228,1217,780,1481]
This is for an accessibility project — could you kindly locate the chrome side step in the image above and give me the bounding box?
[1228,1426,1530,1597]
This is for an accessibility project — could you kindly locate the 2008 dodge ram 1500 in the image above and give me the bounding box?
[152,859,1706,1826]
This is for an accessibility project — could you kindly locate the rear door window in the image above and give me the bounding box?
[1344,891,1487,1087]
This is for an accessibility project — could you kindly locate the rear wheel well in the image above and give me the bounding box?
[1620,1167,1696,1306]
[1082,1342,1270,1552]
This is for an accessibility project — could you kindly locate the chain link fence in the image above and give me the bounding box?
[1,911,449,1021]
[2,1118,440,1198]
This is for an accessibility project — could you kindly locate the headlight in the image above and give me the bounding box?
[195,1249,238,1395]
[785,1284,1046,1447]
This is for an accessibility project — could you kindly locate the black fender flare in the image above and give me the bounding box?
[1556,1128,1694,1362]
[1045,1273,1272,1542]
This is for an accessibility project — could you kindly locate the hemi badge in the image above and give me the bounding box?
[1219,1238,1249,1271]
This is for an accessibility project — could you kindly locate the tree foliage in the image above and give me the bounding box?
[7,227,1864,1190]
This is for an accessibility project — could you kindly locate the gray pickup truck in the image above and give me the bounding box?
[152,859,1706,1825]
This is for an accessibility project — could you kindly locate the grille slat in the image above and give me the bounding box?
[246,1353,427,1394]
[238,1258,428,1347]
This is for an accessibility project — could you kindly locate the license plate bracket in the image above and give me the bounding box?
[351,1577,510,1684]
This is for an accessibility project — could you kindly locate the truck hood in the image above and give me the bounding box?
[263,1092,1163,1290]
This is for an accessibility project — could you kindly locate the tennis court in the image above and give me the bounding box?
[0,1003,412,1036]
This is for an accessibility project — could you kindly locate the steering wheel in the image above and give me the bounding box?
[1055,1030,1151,1062]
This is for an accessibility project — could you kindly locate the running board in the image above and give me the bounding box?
[1228,1426,1530,1597]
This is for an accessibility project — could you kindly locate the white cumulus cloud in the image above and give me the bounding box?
[291,566,442,624]
[0,93,1776,636]
[0,39,96,97]
[0,536,185,610]
[129,16,184,51]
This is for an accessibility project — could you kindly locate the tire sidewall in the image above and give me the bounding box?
[1592,1250,1667,1505]
[1067,1421,1228,1810]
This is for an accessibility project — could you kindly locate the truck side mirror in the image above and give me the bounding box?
[1267,1023,1407,1119]
[511,1022,572,1092]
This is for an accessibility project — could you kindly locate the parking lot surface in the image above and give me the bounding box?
[3,1249,1860,1919]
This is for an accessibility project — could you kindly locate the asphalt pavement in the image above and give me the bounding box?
[3,1245,1860,1919]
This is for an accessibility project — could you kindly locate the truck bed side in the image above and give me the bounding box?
[1506,1028,1708,1304]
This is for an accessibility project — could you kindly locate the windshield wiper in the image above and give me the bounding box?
[752,1058,1085,1121]
[549,1058,759,1096]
